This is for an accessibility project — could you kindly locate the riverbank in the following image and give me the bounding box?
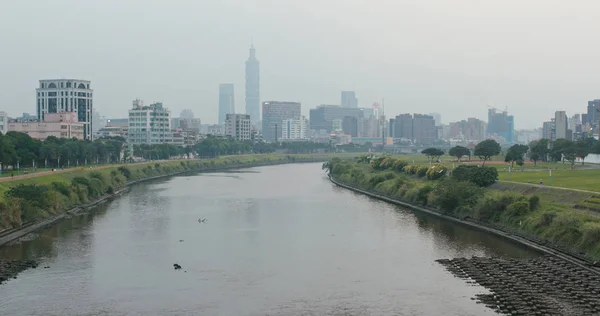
[324,157,600,263]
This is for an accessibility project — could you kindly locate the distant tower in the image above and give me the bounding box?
[218,84,235,125]
[245,44,260,125]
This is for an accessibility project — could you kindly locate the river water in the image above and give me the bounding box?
[0,163,539,316]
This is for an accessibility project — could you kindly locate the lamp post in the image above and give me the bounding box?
[508,165,511,181]
[549,168,552,185]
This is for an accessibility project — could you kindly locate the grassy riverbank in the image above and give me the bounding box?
[325,156,600,261]
[0,153,347,231]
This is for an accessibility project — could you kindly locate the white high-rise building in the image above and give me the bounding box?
[555,111,568,140]
[36,79,93,139]
[0,111,7,134]
[128,100,172,144]
[281,116,308,140]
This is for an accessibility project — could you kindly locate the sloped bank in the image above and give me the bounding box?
[328,175,600,275]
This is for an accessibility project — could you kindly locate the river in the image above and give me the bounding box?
[0,163,540,316]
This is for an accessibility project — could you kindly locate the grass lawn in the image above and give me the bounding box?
[497,168,600,192]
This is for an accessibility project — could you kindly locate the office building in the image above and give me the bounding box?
[245,45,260,124]
[281,116,308,140]
[225,114,252,141]
[343,116,359,137]
[393,114,413,139]
[555,111,568,140]
[8,112,84,140]
[36,79,93,140]
[486,108,514,143]
[413,114,437,145]
[542,120,555,141]
[128,100,172,145]
[262,101,301,141]
[448,118,487,141]
[218,84,235,124]
[341,91,358,108]
[309,105,363,132]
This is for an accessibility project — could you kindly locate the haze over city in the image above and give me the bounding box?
[2,0,600,128]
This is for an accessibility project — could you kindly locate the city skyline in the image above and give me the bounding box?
[3,1,600,129]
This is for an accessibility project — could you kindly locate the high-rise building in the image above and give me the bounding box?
[542,120,555,141]
[341,91,358,108]
[393,114,413,139]
[36,79,93,139]
[588,99,600,133]
[128,100,172,145]
[0,111,7,134]
[262,101,301,142]
[554,111,568,140]
[218,84,235,125]
[388,118,396,138]
[309,105,363,132]
[225,114,251,141]
[429,112,442,126]
[245,45,260,124]
[180,109,194,120]
[343,116,359,137]
[448,118,486,141]
[486,108,514,143]
[413,114,437,145]
[281,116,308,140]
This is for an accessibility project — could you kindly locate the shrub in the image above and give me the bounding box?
[475,192,522,222]
[529,195,540,210]
[506,200,531,217]
[51,182,72,197]
[154,163,161,170]
[427,164,448,180]
[416,185,434,205]
[537,212,556,228]
[416,166,429,177]
[392,160,409,172]
[5,184,49,209]
[451,165,498,187]
[433,179,482,214]
[580,222,600,249]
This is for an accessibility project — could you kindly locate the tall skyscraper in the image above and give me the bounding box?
[341,91,358,108]
[262,101,301,142]
[555,111,568,140]
[36,79,93,139]
[245,45,260,124]
[218,84,235,125]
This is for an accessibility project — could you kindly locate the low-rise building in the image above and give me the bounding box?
[128,99,172,145]
[8,112,84,140]
[281,116,308,140]
[225,114,251,141]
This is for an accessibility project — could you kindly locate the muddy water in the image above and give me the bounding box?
[0,163,539,316]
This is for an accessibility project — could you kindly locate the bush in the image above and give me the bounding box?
[529,195,540,210]
[580,222,600,249]
[433,179,482,214]
[51,182,72,197]
[416,166,429,177]
[5,184,49,209]
[416,185,434,205]
[392,160,409,172]
[451,165,498,187]
[506,200,531,217]
[427,164,448,180]
[475,192,522,222]
[117,166,131,180]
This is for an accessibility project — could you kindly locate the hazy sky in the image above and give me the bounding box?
[2,0,600,128]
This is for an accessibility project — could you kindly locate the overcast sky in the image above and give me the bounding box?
[1,0,600,128]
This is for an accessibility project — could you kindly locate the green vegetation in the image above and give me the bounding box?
[474,139,501,165]
[0,153,342,230]
[325,155,600,261]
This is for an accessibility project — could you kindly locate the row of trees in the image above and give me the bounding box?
[0,132,126,169]
[424,137,600,168]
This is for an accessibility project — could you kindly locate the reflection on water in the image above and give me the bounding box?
[0,163,540,316]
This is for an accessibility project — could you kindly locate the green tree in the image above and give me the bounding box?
[528,139,550,165]
[448,145,470,162]
[421,148,444,162]
[504,144,529,167]
[474,139,501,165]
